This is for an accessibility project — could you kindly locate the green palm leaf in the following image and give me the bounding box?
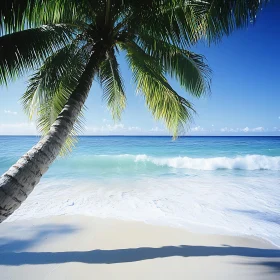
[0,24,75,85]
[123,41,195,137]
[21,42,90,154]
[192,0,268,42]
[0,0,91,35]
[98,49,126,120]
[123,0,202,48]
[135,34,211,97]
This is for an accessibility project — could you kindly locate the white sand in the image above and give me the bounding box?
[0,215,279,279]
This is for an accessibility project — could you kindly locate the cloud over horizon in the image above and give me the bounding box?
[0,122,38,135]
[4,110,17,115]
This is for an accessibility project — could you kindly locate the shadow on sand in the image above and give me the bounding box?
[0,223,79,253]
[0,245,280,266]
[0,223,279,271]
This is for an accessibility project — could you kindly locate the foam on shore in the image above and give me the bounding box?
[5,173,280,247]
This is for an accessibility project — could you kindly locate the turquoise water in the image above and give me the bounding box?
[1,136,279,178]
[1,136,280,246]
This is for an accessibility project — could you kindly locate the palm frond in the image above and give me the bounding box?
[0,24,75,86]
[135,34,211,97]
[0,0,34,34]
[97,49,126,120]
[120,0,202,48]
[0,0,92,35]
[193,0,269,42]
[21,42,90,154]
[123,41,195,137]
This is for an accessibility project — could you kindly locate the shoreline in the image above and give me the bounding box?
[5,213,280,249]
[1,215,279,279]
[5,173,280,249]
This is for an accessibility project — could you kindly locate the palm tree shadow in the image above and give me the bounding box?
[0,223,79,253]
[0,245,280,266]
[0,223,279,270]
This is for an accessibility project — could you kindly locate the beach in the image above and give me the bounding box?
[0,136,279,278]
[0,0,279,278]
[1,215,280,279]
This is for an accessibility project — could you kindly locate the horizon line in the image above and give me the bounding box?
[0,135,279,137]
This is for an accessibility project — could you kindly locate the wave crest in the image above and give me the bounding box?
[135,154,280,171]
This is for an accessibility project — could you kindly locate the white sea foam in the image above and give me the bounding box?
[68,154,280,171]
[134,154,280,170]
[6,173,280,247]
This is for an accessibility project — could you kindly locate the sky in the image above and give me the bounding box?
[0,3,280,136]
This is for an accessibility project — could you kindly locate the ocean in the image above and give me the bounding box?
[0,136,280,246]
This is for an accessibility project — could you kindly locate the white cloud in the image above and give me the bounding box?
[150,127,165,132]
[4,110,17,115]
[242,126,265,132]
[128,126,141,131]
[191,126,204,132]
[272,127,280,132]
[0,122,38,135]
[106,123,124,131]
[85,123,142,134]
[242,127,250,132]
[220,126,266,133]
[2,120,134,135]
[220,127,237,132]
[220,127,239,132]
[251,126,265,132]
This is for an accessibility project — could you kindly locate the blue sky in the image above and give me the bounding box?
[0,3,279,136]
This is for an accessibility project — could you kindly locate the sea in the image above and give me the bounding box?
[0,136,279,246]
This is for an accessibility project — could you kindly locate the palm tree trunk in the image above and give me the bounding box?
[0,48,106,223]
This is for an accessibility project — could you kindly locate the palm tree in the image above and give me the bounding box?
[0,0,268,222]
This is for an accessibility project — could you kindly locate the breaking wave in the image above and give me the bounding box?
[58,154,280,171]
[134,154,280,170]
